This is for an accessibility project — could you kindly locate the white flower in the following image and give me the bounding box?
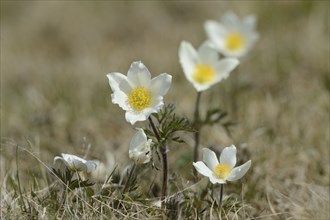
[179,41,239,92]
[204,11,259,58]
[107,61,172,125]
[54,153,99,173]
[129,128,152,164]
[193,145,251,184]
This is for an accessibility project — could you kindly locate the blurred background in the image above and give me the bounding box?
[1,1,329,218]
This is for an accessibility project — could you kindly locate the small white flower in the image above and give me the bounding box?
[204,11,259,58]
[54,153,99,173]
[129,128,152,165]
[193,145,251,184]
[107,61,172,125]
[179,41,239,92]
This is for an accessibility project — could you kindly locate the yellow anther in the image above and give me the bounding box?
[225,32,245,51]
[213,164,231,179]
[128,87,152,111]
[193,64,215,84]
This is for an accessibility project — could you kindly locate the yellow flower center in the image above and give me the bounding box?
[213,164,231,179]
[128,87,152,111]
[225,32,245,51]
[193,64,215,84]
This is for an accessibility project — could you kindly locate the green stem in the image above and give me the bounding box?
[148,117,167,211]
[123,163,136,194]
[193,92,202,178]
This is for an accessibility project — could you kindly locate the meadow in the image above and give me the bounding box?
[1,1,329,219]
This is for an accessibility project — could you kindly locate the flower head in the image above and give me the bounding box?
[179,41,239,92]
[129,128,152,164]
[204,11,259,58]
[107,61,172,125]
[193,145,251,184]
[54,153,99,173]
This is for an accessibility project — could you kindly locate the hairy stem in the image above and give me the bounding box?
[123,163,136,194]
[148,117,167,211]
[193,92,202,178]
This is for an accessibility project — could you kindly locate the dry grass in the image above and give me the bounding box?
[1,1,329,219]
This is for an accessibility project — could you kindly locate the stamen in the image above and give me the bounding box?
[193,64,215,84]
[225,32,245,51]
[128,87,152,111]
[213,164,231,179]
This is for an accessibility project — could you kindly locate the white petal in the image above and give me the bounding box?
[204,20,227,50]
[227,160,251,181]
[127,61,151,87]
[197,42,219,64]
[150,73,172,97]
[54,156,64,165]
[192,81,213,92]
[221,11,239,27]
[118,76,133,95]
[202,148,219,171]
[210,175,226,184]
[111,90,129,110]
[219,145,237,169]
[148,96,164,113]
[193,161,213,178]
[243,15,257,30]
[179,41,198,81]
[67,158,87,171]
[106,72,127,92]
[61,153,86,164]
[129,128,147,151]
[125,111,148,125]
[214,58,239,80]
[85,160,100,173]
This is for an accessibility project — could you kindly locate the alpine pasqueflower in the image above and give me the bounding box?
[54,153,99,173]
[129,128,152,164]
[107,61,172,125]
[193,145,251,184]
[179,41,239,92]
[204,11,259,58]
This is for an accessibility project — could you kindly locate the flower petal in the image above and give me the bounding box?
[127,61,151,87]
[221,11,239,27]
[193,161,213,178]
[243,15,257,30]
[150,73,172,97]
[219,145,237,168]
[197,42,219,64]
[227,160,251,181]
[54,156,64,165]
[118,77,133,95]
[129,128,147,151]
[106,72,127,92]
[209,175,226,184]
[85,160,100,173]
[61,153,86,164]
[202,148,219,171]
[214,58,239,80]
[125,111,148,125]
[204,20,227,50]
[111,90,129,110]
[191,82,212,92]
[179,41,198,81]
[148,96,164,113]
